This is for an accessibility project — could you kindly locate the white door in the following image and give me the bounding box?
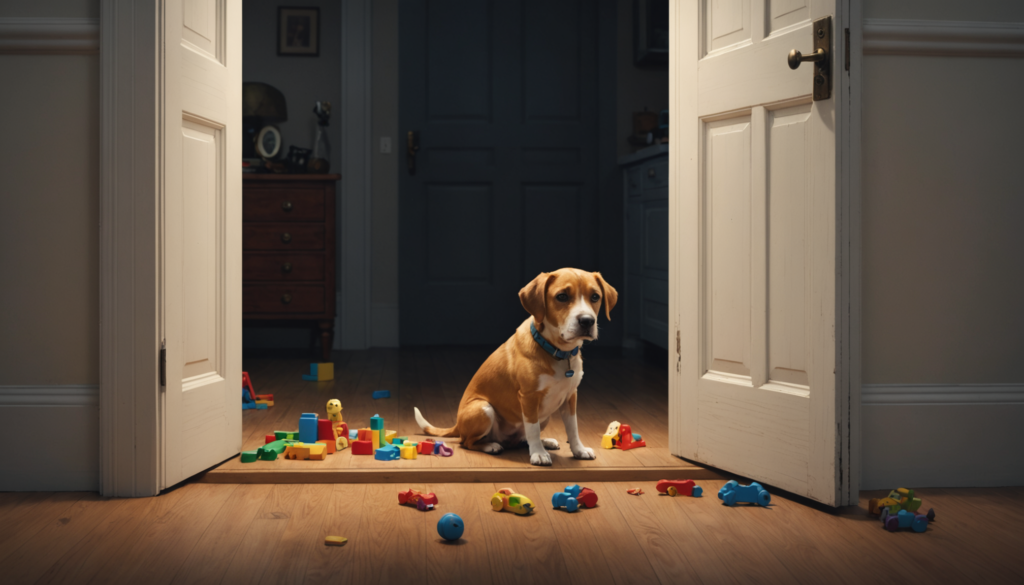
[162,0,243,488]
[669,0,857,506]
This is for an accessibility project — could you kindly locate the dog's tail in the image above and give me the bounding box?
[414,407,459,437]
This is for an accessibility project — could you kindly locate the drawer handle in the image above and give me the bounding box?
[281,293,292,305]
[282,201,293,212]
[281,232,292,243]
[282,262,292,273]
[647,167,656,178]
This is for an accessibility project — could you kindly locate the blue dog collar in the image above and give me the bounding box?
[530,322,579,377]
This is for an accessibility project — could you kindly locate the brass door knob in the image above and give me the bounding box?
[282,262,292,273]
[282,201,293,212]
[281,232,291,243]
[281,293,292,305]
[788,48,825,70]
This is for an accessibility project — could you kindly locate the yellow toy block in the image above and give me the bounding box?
[307,443,327,460]
[284,443,327,460]
[325,536,348,546]
[385,430,397,444]
[256,400,274,407]
[372,432,381,450]
[601,433,616,449]
[400,445,417,459]
[302,362,334,381]
[403,440,418,447]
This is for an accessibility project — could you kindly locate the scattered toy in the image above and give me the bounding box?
[375,444,400,461]
[400,489,439,511]
[242,372,256,400]
[400,445,418,459]
[869,488,923,516]
[241,389,267,410]
[351,440,372,455]
[418,440,436,455]
[373,390,391,399]
[718,480,771,507]
[302,362,334,381]
[656,479,703,497]
[881,507,934,533]
[284,442,327,460]
[433,441,454,457]
[491,488,535,515]
[370,414,384,450]
[240,450,258,463]
[601,421,621,449]
[299,413,319,443]
[324,536,348,546]
[326,399,343,422]
[275,430,299,441]
[601,421,646,450]
[627,488,644,496]
[552,485,598,512]
[316,439,336,454]
[265,434,275,444]
[437,513,464,541]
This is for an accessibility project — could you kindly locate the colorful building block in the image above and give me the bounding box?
[257,439,294,461]
[265,434,276,444]
[372,390,390,399]
[318,419,334,442]
[242,371,256,400]
[370,414,384,449]
[417,440,436,455]
[351,440,373,455]
[316,439,336,454]
[240,450,258,463]
[275,430,299,441]
[400,445,417,459]
[434,441,453,457]
[375,444,400,461]
[384,430,397,444]
[284,442,327,460]
[302,362,334,381]
[255,400,274,407]
[357,428,374,442]
[299,413,319,443]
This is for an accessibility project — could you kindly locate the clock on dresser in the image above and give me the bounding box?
[242,174,339,360]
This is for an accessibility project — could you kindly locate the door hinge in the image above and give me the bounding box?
[844,28,850,72]
[159,341,166,388]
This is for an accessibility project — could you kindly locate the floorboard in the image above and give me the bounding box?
[204,347,715,483]
[3,481,1024,585]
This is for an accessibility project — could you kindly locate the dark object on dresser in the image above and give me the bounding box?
[243,174,339,360]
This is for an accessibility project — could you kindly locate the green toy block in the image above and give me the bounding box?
[240,450,258,463]
[259,450,278,461]
[275,430,299,440]
[390,436,408,445]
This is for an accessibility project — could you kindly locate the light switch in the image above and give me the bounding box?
[380,137,392,154]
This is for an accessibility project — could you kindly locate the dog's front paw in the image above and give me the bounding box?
[541,438,560,450]
[482,442,504,455]
[571,445,596,460]
[530,451,553,466]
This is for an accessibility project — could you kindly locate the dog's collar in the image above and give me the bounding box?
[530,322,579,361]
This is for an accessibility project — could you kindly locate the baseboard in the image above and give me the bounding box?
[0,17,99,54]
[862,383,1024,489]
[0,385,98,491]
[370,303,399,348]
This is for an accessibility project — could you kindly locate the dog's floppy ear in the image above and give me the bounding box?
[593,272,618,320]
[520,272,554,329]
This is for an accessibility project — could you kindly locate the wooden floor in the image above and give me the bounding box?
[205,347,715,483]
[4,481,1023,585]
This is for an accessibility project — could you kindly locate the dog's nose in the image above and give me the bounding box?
[578,315,595,329]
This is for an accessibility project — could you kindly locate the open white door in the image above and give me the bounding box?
[669,0,858,506]
[162,0,243,488]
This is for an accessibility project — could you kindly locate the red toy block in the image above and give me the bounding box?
[256,394,274,401]
[242,371,256,400]
[351,440,373,455]
[265,434,275,444]
[316,439,336,454]
[617,424,646,450]
[417,440,435,455]
[357,429,373,442]
[318,419,334,441]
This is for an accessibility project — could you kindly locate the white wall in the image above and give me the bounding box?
[0,0,100,490]
[860,0,1024,489]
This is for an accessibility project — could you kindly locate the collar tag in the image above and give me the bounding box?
[565,370,574,378]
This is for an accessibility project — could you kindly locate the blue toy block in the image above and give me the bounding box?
[299,413,319,443]
[370,414,384,430]
[717,480,771,507]
[256,403,267,410]
[242,402,256,410]
[373,390,390,399]
[375,444,400,461]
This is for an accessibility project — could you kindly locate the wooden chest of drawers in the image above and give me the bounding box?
[242,174,339,360]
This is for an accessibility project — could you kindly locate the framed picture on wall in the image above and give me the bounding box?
[278,7,319,56]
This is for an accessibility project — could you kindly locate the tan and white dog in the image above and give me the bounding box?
[414,268,617,466]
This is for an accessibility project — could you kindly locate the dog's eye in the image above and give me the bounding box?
[556,293,568,302]
[591,293,600,303]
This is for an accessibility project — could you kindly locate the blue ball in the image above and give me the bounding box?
[437,513,464,541]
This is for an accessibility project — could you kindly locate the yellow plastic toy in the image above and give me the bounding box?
[326,399,343,422]
[601,421,621,449]
[400,445,417,459]
[283,443,327,461]
[490,488,535,515]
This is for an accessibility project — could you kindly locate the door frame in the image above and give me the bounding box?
[98,0,374,497]
[667,0,862,505]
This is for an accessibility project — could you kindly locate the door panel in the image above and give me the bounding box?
[400,0,601,345]
[671,0,853,505]
[163,0,241,488]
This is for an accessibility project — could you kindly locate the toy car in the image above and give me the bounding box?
[718,480,771,507]
[656,479,703,497]
[869,488,922,516]
[551,485,598,512]
[880,507,934,533]
[490,488,535,515]
[398,489,438,511]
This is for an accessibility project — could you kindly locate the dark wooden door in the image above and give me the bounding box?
[400,0,602,345]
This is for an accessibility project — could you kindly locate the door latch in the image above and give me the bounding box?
[787,16,831,101]
[159,341,166,388]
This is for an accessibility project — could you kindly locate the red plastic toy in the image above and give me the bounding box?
[351,440,373,455]
[656,479,704,497]
[617,424,647,450]
[399,489,438,511]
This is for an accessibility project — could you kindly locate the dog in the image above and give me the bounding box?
[414,268,617,466]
